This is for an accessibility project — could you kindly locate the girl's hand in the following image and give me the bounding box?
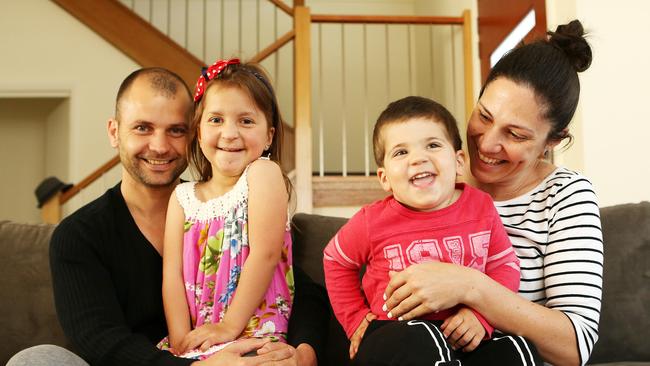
[383,262,476,321]
[441,307,485,352]
[349,312,377,359]
[180,322,240,354]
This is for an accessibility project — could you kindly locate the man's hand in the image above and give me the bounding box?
[440,307,485,352]
[257,342,317,366]
[180,322,240,354]
[194,338,292,366]
[349,312,377,360]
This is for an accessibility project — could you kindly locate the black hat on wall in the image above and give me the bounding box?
[35,177,73,208]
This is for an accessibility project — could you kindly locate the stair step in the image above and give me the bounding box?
[312,176,387,207]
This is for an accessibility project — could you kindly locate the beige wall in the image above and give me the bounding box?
[576,0,650,206]
[0,0,139,219]
[546,0,650,206]
[0,98,62,223]
[45,98,71,179]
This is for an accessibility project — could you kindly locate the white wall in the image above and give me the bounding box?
[547,0,650,206]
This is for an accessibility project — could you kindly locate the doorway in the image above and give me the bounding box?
[0,98,69,223]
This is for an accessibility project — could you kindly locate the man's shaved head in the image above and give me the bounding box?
[115,67,192,121]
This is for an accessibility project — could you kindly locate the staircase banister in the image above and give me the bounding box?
[60,155,121,205]
[311,14,464,25]
[268,0,294,16]
[249,30,295,64]
[52,0,204,89]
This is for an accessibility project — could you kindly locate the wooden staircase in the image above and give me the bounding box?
[52,0,203,88]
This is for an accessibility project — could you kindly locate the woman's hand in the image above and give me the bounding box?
[441,307,484,352]
[349,312,377,359]
[383,262,477,320]
[179,322,240,354]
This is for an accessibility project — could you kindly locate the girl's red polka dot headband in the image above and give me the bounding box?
[193,58,240,102]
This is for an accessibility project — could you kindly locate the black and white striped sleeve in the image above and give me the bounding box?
[545,174,603,365]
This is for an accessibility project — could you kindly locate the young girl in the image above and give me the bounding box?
[159,58,293,359]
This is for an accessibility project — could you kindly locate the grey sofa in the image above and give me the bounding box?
[1,202,649,365]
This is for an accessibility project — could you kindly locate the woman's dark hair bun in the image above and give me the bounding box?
[548,19,592,72]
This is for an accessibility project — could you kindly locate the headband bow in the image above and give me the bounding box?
[193,58,240,102]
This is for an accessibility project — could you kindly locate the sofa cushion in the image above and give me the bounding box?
[291,213,347,288]
[588,202,650,364]
[291,213,349,366]
[590,363,650,366]
[0,221,68,365]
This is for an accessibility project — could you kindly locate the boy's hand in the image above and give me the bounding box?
[440,307,484,352]
[179,322,240,354]
[349,312,377,359]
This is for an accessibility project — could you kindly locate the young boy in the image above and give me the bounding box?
[323,96,521,365]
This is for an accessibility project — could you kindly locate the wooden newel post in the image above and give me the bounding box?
[41,192,62,224]
[293,4,313,213]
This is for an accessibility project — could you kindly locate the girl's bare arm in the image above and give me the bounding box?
[162,191,192,352]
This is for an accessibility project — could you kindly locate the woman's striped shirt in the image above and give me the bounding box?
[494,167,603,365]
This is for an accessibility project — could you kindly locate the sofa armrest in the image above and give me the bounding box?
[0,221,69,365]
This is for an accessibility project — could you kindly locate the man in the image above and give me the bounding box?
[8,68,324,366]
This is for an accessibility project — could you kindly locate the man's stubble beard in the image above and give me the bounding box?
[118,146,188,188]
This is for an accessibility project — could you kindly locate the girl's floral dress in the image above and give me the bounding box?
[159,163,293,359]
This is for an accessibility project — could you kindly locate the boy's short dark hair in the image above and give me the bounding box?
[372,96,462,167]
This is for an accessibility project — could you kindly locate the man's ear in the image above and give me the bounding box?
[107,118,119,148]
[455,150,466,177]
[377,167,392,193]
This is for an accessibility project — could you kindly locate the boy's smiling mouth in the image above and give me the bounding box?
[410,172,435,187]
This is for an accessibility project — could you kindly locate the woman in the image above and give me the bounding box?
[383,20,602,366]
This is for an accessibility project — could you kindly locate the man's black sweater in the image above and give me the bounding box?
[50,183,328,366]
